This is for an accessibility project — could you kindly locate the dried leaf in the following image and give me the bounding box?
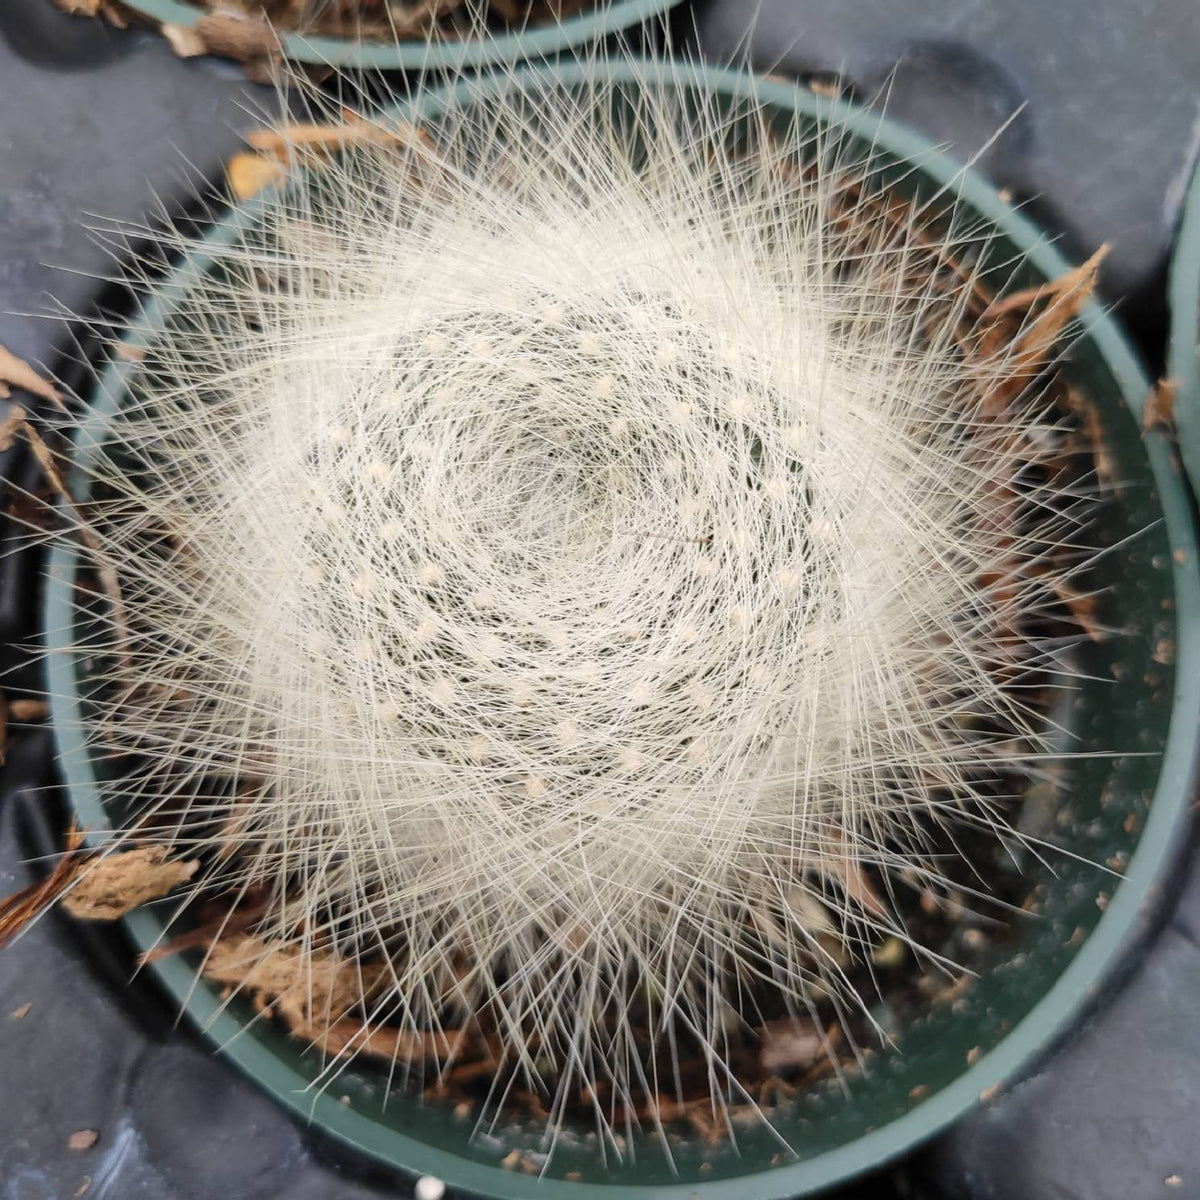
[971,248,1107,424]
[200,933,465,1063]
[140,892,268,963]
[379,0,471,37]
[0,345,62,409]
[1144,378,1176,433]
[227,152,288,201]
[203,934,366,1021]
[0,825,87,951]
[67,1130,98,1152]
[0,404,26,452]
[100,1,131,27]
[1000,246,1108,374]
[1066,386,1116,486]
[61,847,197,921]
[305,1016,459,1061]
[161,22,208,57]
[245,120,430,164]
[194,11,278,61]
[986,245,1108,320]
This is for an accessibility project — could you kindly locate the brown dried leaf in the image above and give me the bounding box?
[194,11,278,61]
[100,1,131,27]
[227,152,288,201]
[1066,386,1117,486]
[1144,378,1176,433]
[201,933,465,1064]
[0,825,87,951]
[161,22,208,58]
[61,847,198,921]
[0,404,26,452]
[1000,245,1108,374]
[245,119,430,164]
[140,892,268,963]
[203,934,366,1023]
[986,245,1108,320]
[0,345,62,409]
[304,1016,460,1061]
[380,0,471,37]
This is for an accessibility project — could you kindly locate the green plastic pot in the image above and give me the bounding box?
[1169,154,1200,500]
[121,0,679,71]
[44,59,1200,1199]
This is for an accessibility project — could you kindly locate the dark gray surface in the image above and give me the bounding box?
[691,0,1200,351]
[0,0,265,367]
[1,3,1198,1198]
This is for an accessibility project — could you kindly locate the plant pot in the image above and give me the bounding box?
[44,58,1200,1199]
[1169,154,1200,501]
[119,0,680,71]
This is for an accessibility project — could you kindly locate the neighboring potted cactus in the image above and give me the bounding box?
[111,0,681,71]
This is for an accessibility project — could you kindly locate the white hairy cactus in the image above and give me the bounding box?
[54,62,1092,1154]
